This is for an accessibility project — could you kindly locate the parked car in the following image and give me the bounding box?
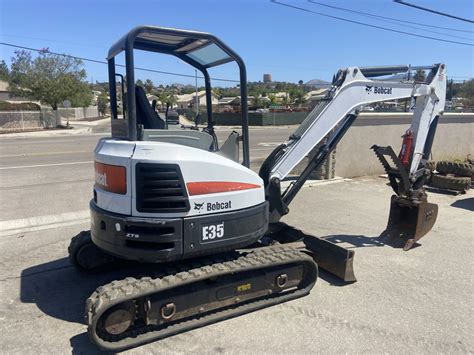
[166,110,180,125]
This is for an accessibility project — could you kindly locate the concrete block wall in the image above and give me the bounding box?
[334,113,474,178]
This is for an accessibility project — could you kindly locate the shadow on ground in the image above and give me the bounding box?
[323,233,421,250]
[323,234,384,248]
[20,258,161,353]
[20,258,154,324]
[451,197,474,212]
[19,229,421,351]
[70,333,112,355]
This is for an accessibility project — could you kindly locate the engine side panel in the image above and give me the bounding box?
[131,141,265,218]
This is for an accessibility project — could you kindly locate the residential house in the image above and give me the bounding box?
[0,80,20,101]
[305,88,329,109]
[0,80,39,104]
[176,90,219,109]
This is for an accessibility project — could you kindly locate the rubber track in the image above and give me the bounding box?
[68,231,93,269]
[86,244,317,352]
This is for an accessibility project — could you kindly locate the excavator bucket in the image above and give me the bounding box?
[381,195,438,251]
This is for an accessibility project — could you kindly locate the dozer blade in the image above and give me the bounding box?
[303,236,356,282]
[267,223,356,282]
[381,195,438,251]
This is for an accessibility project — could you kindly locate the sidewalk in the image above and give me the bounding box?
[68,117,110,126]
[0,118,110,138]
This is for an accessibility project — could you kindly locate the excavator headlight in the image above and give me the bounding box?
[94,161,127,195]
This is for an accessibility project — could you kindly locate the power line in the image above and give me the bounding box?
[270,0,474,46]
[308,1,474,36]
[394,0,474,24]
[1,33,105,48]
[0,42,239,83]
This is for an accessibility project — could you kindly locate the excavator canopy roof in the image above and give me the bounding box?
[107,26,240,69]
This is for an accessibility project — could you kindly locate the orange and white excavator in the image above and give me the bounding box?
[68,25,446,351]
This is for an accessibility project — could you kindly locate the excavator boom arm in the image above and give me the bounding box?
[269,64,447,182]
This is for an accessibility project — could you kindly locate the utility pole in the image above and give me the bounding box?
[195,69,199,117]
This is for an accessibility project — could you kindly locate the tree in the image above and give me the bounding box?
[459,79,474,98]
[288,88,306,105]
[97,92,109,117]
[458,79,474,109]
[413,69,426,82]
[158,89,177,117]
[268,94,278,105]
[251,96,263,109]
[136,79,144,87]
[293,91,307,106]
[0,60,9,81]
[145,79,154,94]
[213,88,222,98]
[8,50,92,110]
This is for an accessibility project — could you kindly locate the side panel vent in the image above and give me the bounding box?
[136,163,190,213]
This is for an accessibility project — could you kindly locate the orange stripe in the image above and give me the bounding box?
[186,181,261,196]
[95,161,127,195]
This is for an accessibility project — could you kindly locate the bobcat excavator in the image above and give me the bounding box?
[68,26,446,351]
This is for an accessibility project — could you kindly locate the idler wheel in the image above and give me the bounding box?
[102,302,135,335]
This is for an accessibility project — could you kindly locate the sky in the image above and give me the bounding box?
[1,0,473,87]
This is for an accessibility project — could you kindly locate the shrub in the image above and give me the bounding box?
[0,101,41,111]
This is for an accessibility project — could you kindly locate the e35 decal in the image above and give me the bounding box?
[202,222,224,241]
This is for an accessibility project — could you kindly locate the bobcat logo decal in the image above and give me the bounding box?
[365,85,373,93]
[194,202,205,212]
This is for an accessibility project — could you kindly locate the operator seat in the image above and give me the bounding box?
[135,85,165,129]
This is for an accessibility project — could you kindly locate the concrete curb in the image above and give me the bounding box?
[0,127,92,138]
[70,117,111,127]
[280,176,348,190]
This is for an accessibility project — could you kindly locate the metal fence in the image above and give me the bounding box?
[0,106,99,131]
[57,106,98,120]
[0,110,58,131]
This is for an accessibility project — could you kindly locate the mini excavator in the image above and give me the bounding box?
[68,26,446,351]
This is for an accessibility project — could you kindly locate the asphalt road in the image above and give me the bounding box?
[0,122,294,222]
[0,122,473,354]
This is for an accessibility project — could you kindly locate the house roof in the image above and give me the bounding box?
[176,90,205,103]
[146,94,160,101]
[176,90,219,103]
[272,92,288,98]
[305,88,328,100]
[218,96,240,104]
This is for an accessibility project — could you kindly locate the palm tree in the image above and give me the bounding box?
[145,79,154,94]
[294,91,307,106]
[252,96,262,108]
[158,90,177,117]
[268,94,278,106]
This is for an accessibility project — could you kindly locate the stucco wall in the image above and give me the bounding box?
[335,113,474,178]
